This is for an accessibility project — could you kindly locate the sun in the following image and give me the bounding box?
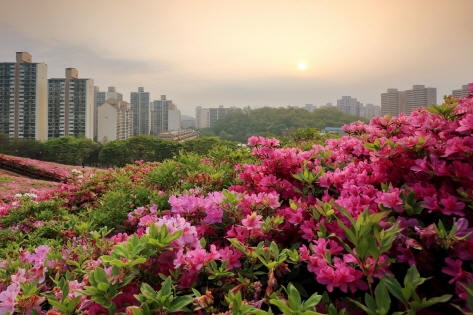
[297,61,307,71]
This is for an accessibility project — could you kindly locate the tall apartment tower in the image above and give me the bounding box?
[195,106,209,129]
[168,103,181,131]
[0,52,48,140]
[150,95,172,135]
[130,87,150,136]
[381,85,436,116]
[381,89,403,116]
[337,96,361,116]
[405,85,436,115]
[94,86,124,140]
[97,98,133,141]
[452,85,470,99]
[361,103,381,120]
[48,68,94,139]
[208,105,236,127]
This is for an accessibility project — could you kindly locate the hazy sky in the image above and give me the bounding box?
[1,0,472,117]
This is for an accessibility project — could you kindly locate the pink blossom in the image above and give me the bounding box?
[375,188,404,212]
[0,283,20,315]
[241,212,263,230]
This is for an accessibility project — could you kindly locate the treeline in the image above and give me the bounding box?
[0,134,238,167]
[200,106,369,143]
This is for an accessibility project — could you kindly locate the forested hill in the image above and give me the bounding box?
[200,106,369,143]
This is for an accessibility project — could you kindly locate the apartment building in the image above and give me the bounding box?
[130,87,150,136]
[150,95,172,135]
[381,85,436,117]
[94,86,124,140]
[97,98,133,141]
[48,68,94,139]
[0,52,48,140]
[337,96,361,116]
[360,103,381,120]
[452,84,470,99]
[405,85,437,115]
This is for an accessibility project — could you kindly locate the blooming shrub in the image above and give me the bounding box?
[0,85,472,314]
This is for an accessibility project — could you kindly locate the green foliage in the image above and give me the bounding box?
[98,139,129,167]
[46,278,83,315]
[270,282,325,315]
[42,136,99,165]
[379,265,452,314]
[132,277,195,314]
[207,106,368,143]
[182,136,237,155]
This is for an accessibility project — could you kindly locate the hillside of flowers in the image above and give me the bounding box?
[0,86,472,314]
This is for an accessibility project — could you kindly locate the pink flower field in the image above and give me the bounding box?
[0,85,472,314]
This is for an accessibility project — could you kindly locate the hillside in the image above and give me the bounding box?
[200,106,369,142]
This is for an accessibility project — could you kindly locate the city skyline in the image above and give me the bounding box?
[1,0,472,117]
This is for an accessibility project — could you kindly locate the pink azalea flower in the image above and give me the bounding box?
[0,283,21,315]
[241,212,263,230]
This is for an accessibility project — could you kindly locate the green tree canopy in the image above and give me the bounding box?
[208,106,369,143]
[42,136,99,165]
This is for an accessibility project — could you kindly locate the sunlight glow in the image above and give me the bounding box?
[297,61,307,71]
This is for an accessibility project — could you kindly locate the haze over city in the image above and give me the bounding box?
[1,0,472,117]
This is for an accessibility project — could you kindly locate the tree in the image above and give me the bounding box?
[182,137,223,156]
[99,140,129,167]
[42,136,99,165]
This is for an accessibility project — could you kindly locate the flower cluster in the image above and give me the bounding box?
[0,87,472,314]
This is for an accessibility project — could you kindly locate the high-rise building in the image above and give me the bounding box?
[195,106,209,129]
[381,88,405,116]
[405,85,437,115]
[168,103,181,131]
[195,105,236,128]
[0,52,48,140]
[361,103,381,120]
[94,86,123,140]
[304,104,316,112]
[48,68,94,139]
[452,85,470,99]
[150,95,172,135]
[97,98,132,141]
[130,87,150,136]
[209,105,236,127]
[381,85,436,117]
[94,86,104,141]
[337,96,361,116]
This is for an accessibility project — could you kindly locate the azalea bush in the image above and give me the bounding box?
[0,86,473,314]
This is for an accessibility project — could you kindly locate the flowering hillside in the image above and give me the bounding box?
[0,86,472,314]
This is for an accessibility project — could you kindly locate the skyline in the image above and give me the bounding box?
[1,0,472,117]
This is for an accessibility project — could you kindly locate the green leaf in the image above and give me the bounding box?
[287,283,302,311]
[382,274,408,307]
[303,292,323,309]
[270,299,294,315]
[375,281,390,315]
[47,300,69,313]
[93,267,108,284]
[97,282,110,292]
[170,295,196,312]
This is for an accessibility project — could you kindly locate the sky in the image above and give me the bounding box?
[1,0,472,117]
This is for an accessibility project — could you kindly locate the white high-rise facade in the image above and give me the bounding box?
[130,87,150,136]
[168,105,181,131]
[48,68,94,139]
[97,98,133,141]
[195,106,210,129]
[0,52,48,140]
